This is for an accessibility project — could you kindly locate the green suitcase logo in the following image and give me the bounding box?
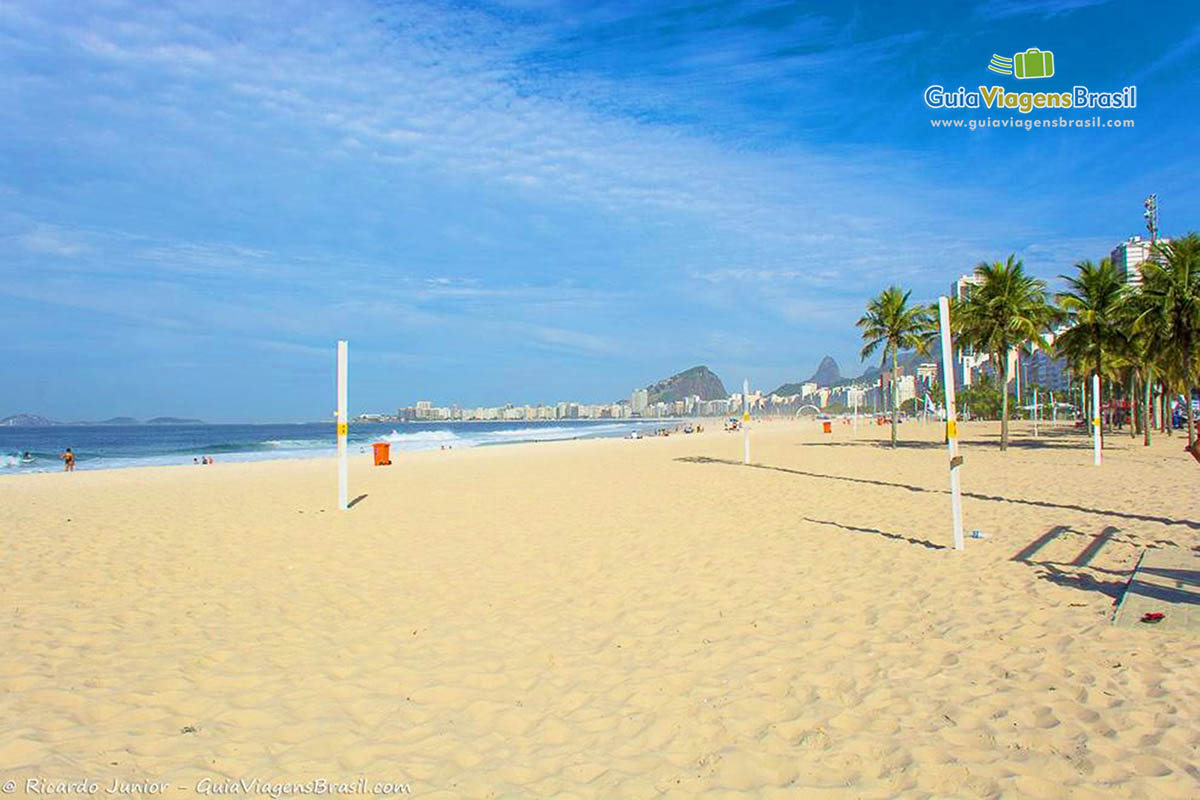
[1014,48,1054,79]
[988,48,1055,79]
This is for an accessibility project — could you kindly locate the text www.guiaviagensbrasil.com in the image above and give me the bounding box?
[931,116,1134,131]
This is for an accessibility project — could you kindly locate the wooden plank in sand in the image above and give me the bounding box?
[1113,548,1200,634]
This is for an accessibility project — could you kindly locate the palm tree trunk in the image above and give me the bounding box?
[1000,352,1010,451]
[1143,369,1152,446]
[890,348,899,448]
[1189,389,1196,450]
[1123,371,1132,441]
[1164,388,1172,436]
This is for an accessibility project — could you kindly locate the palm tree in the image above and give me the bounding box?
[955,255,1054,451]
[1053,257,1126,449]
[857,287,935,448]
[1123,283,1165,446]
[1137,233,1200,449]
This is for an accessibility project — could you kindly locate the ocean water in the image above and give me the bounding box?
[0,420,668,474]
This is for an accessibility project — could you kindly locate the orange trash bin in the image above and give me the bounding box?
[822,421,832,434]
[372,442,391,466]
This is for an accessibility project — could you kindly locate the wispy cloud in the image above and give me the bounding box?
[1132,22,1200,83]
[975,0,1115,20]
[16,224,88,256]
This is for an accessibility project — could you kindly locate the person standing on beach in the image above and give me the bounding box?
[60,448,75,471]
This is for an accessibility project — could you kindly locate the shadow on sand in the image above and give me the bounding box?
[797,427,1090,451]
[676,456,1200,530]
[1009,524,1134,601]
[801,516,947,550]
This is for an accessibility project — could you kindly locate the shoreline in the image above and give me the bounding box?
[0,419,718,477]
[0,419,730,480]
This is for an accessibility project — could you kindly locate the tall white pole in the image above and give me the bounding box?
[938,297,964,551]
[742,378,751,464]
[1033,386,1039,437]
[1051,391,1057,426]
[337,340,349,510]
[1014,350,1021,417]
[1092,373,1101,466]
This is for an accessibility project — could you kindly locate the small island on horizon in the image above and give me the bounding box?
[0,414,206,427]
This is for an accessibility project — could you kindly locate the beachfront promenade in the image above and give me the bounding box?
[1,420,1196,798]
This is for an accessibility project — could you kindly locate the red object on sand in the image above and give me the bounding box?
[1141,612,1165,623]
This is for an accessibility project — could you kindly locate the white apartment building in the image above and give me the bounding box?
[630,388,649,415]
[948,274,989,387]
[1111,235,1170,286]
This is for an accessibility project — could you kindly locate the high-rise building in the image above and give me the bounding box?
[950,274,983,301]
[631,388,649,415]
[1027,348,1070,393]
[1026,325,1073,393]
[1111,235,1170,286]
[947,275,988,387]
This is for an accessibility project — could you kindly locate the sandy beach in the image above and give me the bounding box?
[1,419,1197,799]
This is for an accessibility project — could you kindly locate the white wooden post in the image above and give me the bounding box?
[1014,350,1021,416]
[1033,386,1039,437]
[1092,373,1101,466]
[337,340,348,510]
[938,297,964,551]
[742,378,751,464]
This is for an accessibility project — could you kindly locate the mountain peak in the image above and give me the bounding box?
[807,356,841,387]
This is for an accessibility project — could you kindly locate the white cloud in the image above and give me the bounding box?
[18,225,87,256]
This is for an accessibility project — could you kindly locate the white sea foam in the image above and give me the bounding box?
[380,429,462,445]
[0,420,668,473]
[263,438,329,448]
[487,425,585,438]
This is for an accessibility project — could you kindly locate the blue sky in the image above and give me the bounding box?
[2,0,1197,421]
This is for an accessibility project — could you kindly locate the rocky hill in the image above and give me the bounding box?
[770,355,844,396]
[645,366,728,404]
[771,351,937,396]
[0,413,57,427]
[808,355,842,387]
[1,414,205,426]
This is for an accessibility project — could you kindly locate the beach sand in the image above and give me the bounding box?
[1,419,1197,798]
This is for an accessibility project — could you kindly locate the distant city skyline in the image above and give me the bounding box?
[3,1,1198,422]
